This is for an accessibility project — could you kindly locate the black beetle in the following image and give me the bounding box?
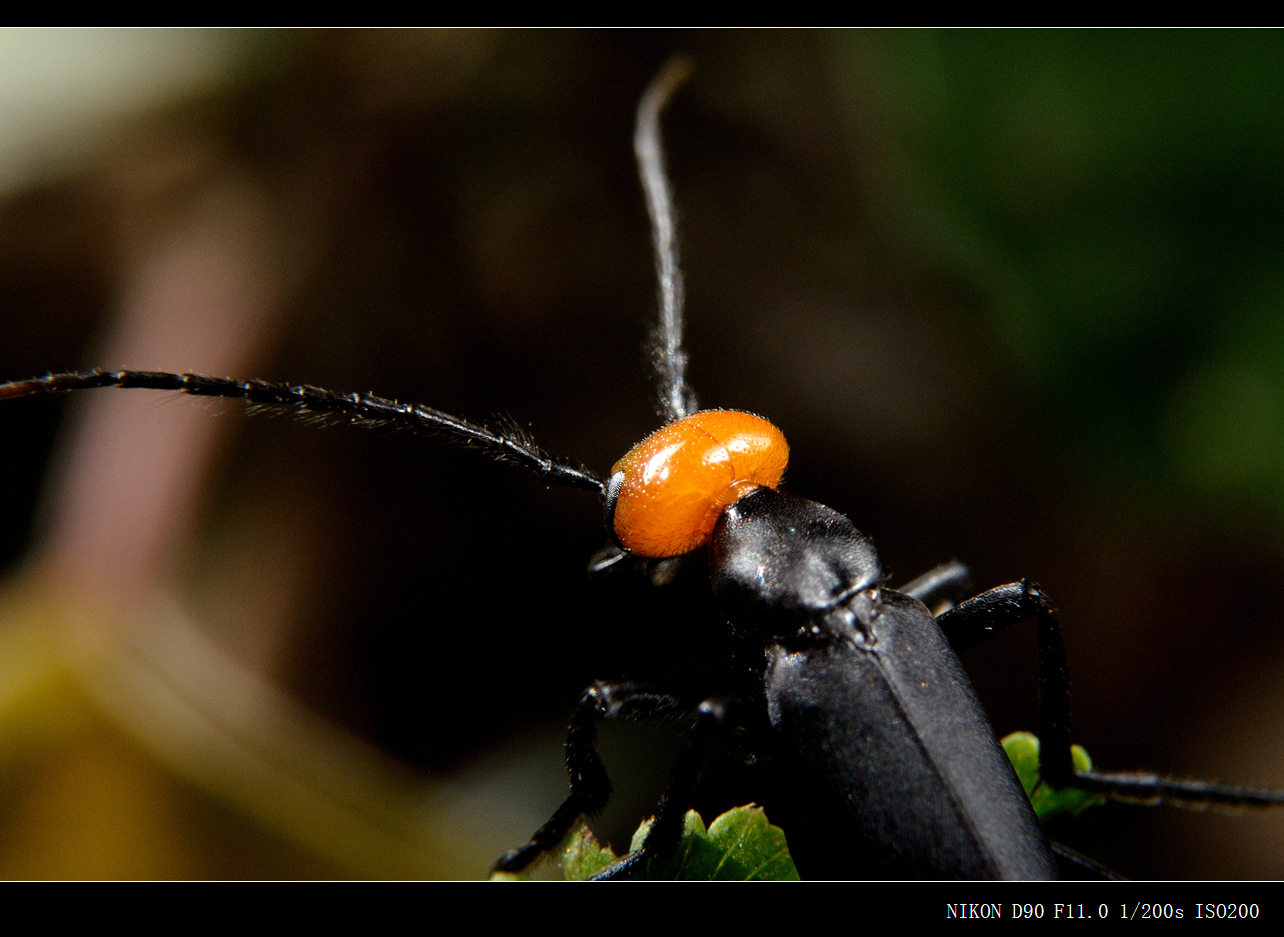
[9,60,1284,881]
[486,60,1284,881]
[7,43,1284,877]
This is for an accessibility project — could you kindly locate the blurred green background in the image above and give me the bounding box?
[2,29,1284,878]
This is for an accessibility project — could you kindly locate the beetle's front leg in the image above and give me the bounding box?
[493,680,688,876]
[590,695,741,880]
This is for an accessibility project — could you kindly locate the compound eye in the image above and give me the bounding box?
[609,410,788,558]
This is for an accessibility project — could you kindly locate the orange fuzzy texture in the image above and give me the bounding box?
[611,410,788,558]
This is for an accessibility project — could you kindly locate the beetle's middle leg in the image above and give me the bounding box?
[899,560,972,615]
[936,581,1284,811]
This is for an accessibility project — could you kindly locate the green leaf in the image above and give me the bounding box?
[558,823,620,881]
[704,805,800,881]
[1002,730,1107,820]
[1004,730,1044,798]
[556,804,799,880]
[629,816,654,855]
[649,805,799,880]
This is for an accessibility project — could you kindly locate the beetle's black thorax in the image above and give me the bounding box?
[709,486,1055,880]
[709,486,883,643]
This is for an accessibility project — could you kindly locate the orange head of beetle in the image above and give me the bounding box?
[605,410,788,558]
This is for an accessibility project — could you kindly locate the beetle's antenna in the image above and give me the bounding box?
[636,57,696,423]
[0,370,606,494]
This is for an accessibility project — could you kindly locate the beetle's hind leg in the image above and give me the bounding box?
[936,580,1284,810]
[493,681,739,877]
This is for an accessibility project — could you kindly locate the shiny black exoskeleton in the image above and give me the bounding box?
[712,487,1055,879]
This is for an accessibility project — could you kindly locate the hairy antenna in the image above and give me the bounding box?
[0,370,605,494]
[636,57,696,423]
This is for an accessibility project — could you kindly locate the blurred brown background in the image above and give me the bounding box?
[2,29,1284,878]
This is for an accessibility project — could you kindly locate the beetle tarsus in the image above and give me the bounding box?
[1049,841,1126,881]
[1072,769,1284,812]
